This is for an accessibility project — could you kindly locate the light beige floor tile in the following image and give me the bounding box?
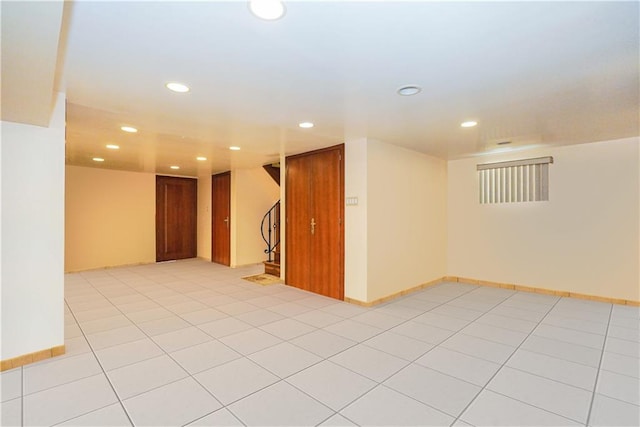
[487,366,592,423]
[1,368,22,402]
[195,357,279,405]
[385,364,481,417]
[460,389,581,426]
[152,326,213,353]
[136,315,191,336]
[95,338,164,371]
[171,340,241,375]
[57,403,132,426]
[507,349,598,390]
[249,342,322,378]
[416,347,501,386]
[1,398,21,427]
[107,355,188,399]
[290,330,356,358]
[363,331,434,361]
[330,344,409,382]
[341,385,454,426]
[187,408,244,426]
[23,374,117,427]
[123,377,221,427]
[287,361,376,411]
[228,381,333,426]
[24,352,102,395]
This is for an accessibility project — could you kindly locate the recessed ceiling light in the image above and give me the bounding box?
[229,146,241,151]
[166,82,190,93]
[106,144,120,150]
[461,121,478,128]
[249,0,285,20]
[170,165,180,170]
[92,157,104,162]
[397,85,422,96]
[299,122,314,128]
[121,126,138,133]
[196,156,207,161]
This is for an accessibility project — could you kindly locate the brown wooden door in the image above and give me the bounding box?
[286,155,313,291]
[156,176,197,262]
[211,172,231,266]
[286,145,344,299]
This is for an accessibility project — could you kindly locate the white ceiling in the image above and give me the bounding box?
[1,1,64,126]
[4,1,639,177]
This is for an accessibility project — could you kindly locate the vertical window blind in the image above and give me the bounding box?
[477,156,553,204]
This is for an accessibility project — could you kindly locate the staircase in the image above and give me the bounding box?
[261,163,281,276]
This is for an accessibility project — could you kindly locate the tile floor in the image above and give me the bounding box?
[1,259,639,426]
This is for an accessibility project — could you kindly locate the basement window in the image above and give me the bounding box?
[477,156,553,204]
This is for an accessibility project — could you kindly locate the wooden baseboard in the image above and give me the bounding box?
[345,276,639,307]
[65,261,153,274]
[451,276,639,306]
[345,278,445,307]
[1,345,65,372]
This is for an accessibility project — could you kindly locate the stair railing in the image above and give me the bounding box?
[261,200,280,262]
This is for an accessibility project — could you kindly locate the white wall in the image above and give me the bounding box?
[1,94,65,360]
[367,140,448,301]
[65,166,155,272]
[448,137,639,301]
[197,174,212,261]
[232,167,280,267]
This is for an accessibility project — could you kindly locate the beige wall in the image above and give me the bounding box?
[232,167,280,267]
[65,166,155,272]
[448,137,639,301]
[344,139,448,302]
[2,93,65,359]
[66,166,277,272]
[367,140,448,301]
[197,174,212,260]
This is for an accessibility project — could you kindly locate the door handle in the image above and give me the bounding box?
[224,217,229,228]
[310,217,316,235]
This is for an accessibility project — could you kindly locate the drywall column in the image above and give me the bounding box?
[344,138,369,301]
[1,93,66,360]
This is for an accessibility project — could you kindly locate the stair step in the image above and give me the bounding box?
[263,260,280,277]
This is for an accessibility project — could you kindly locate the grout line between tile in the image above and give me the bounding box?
[70,280,232,420]
[62,261,631,427]
[585,303,613,427]
[477,388,588,426]
[185,406,248,427]
[62,299,136,427]
[21,366,24,427]
[290,285,492,422]
[313,411,342,427]
[449,291,564,426]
